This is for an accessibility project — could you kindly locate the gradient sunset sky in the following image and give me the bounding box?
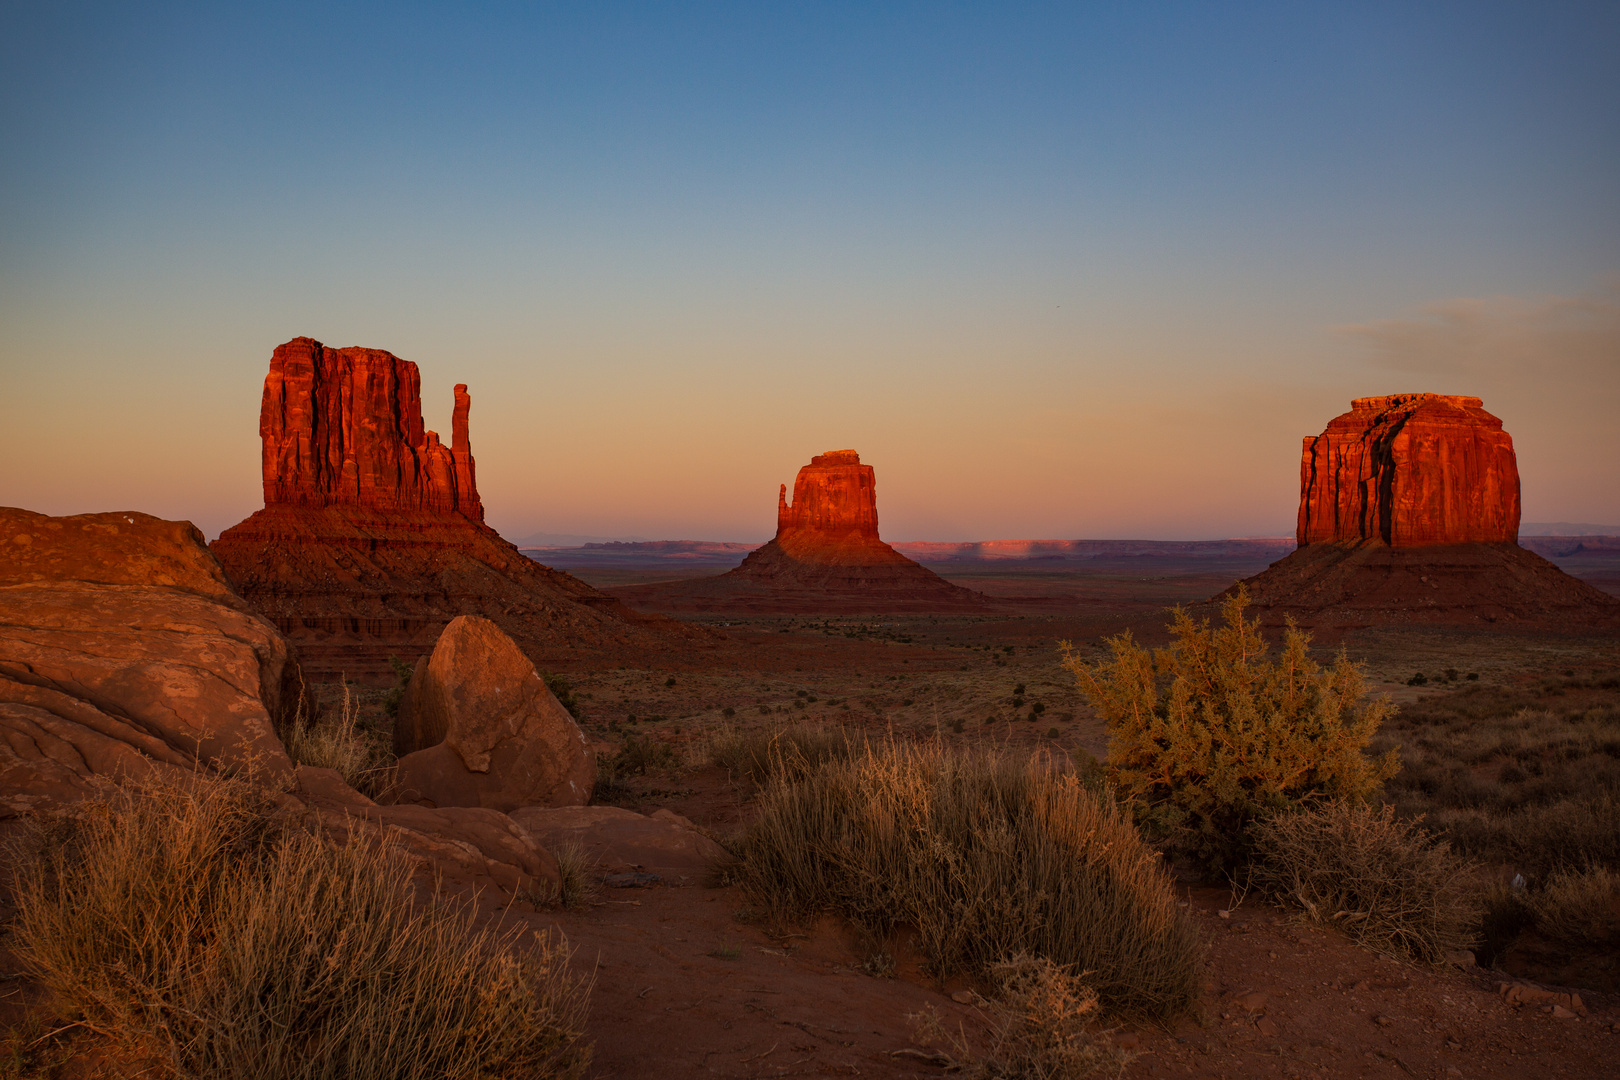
[3,2,1616,542]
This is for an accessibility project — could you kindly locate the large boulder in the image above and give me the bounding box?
[394,615,593,811]
[0,508,296,817]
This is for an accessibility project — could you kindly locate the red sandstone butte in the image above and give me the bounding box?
[1225,393,1618,631]
[261,337,483,520]
[1297,393,1520,547]
[213,337,694,679]
[612,450,987,613]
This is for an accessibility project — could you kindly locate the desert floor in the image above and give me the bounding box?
[6,558,1618,1078]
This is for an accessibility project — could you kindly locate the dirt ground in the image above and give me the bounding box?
[5,559,1619,1078]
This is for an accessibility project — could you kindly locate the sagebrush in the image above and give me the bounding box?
[910,954,1127,1079]
[1248,801,1481,963]
[1063,590,1398,875]
[7,774,591,1080]
[731,737,1200,1018]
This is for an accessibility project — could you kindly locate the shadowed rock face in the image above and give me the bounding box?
[261,336,483,520]
[213,338,695,680]
[1298,394,1520,548]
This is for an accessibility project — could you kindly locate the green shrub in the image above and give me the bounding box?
[730,738,1200,1018]
[1062,590,1398,875]
[1248,802,1481,963]
[544,674,582,719]
[382,656,414,718]
[7,773,591,1080]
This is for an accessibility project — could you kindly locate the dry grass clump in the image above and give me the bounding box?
[1064,591,1398,876]
[910,954,1128,1079]
[707,721,856,784]
[7,774,592,1080]
[1248,802,1481,964]
[1527,866,1620,949]
[281,679,393,796]
[525,841,598,911]
[731,738,1200,1018]
[1431,793,1620,878]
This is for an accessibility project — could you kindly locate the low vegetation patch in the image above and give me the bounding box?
[1248,801,1481,963]
[7,774,592,1080]
[1527,865,1620,950]
[280,678,393,796]
[1370,669,1620,874]
[1064,591,1398,876]
[706,721,856,785]
[731,738,1200,1018]
[909,954,1128,1079]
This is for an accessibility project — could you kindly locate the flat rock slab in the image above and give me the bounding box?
[510,805,727,882]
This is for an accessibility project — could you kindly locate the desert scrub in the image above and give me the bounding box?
[281,678,393,797]
[7,773,592,1080]
[1429,793,1620,878]
[1063,590,1398,876]
[706,721,855,785]
[1527,865,1620,949]
[731,738,1199,1018]
[1248,802,1481,963]
[910,954,1128,1079]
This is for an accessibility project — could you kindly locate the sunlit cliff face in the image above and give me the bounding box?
[1297,394,1521,548]
[771,450,910,566]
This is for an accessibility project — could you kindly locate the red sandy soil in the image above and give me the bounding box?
[511,763,1620,1080]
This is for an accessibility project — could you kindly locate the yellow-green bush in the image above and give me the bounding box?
[8,774,591,1080]
[1063,591,1398,875]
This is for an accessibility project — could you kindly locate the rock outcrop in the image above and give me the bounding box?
[1297,394,1520,547]
[609,450,988,613]
[511,805,726,881]
[393,616,594,812]
[1226,396,1619,631]
[0,508,296,816]
[212,337,697,679]
[261,338,483,519]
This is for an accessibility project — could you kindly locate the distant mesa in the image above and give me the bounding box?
[1228,394,1619,631]
[211,337,695,679]
[608,449,989,614]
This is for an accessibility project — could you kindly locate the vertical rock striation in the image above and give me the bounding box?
[259,337,484,520]
[1297,394,1519,548]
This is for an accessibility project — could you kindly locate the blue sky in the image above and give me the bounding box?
[3,2,1616,540]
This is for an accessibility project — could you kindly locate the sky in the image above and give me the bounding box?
[2,2,1617,542]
